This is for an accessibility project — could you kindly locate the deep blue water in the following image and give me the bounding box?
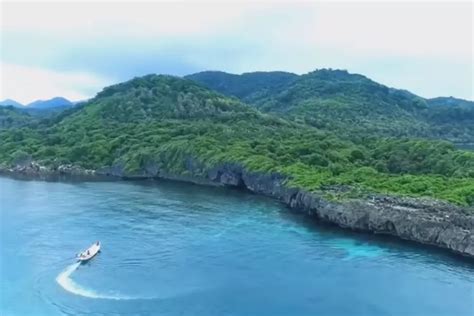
[1,176,473,316]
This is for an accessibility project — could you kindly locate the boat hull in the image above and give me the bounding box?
[77,242,101,262]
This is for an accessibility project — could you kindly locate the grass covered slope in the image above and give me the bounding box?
[188,69,474,143]
[0,75,473,206]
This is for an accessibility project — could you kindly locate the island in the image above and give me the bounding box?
[1,69,473,258]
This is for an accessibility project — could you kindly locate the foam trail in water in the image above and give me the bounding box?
[56,262,132,300]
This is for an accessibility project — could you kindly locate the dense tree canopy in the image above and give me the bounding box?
[0,106,34,129]
[0,74,473,206]
[188,69,474,143]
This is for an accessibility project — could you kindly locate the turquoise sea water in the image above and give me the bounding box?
[1,176,473,315]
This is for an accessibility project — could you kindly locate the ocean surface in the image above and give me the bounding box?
[1,176,473,316]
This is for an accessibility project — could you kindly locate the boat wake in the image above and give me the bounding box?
[56,262,132,300]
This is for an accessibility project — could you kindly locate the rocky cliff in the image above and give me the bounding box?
[2,160,473,258]
[206,163,474,258]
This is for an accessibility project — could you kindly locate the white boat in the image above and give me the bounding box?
[77,241,101,262]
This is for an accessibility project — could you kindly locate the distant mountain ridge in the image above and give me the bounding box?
[0,97,74,109]
[27,97,73,109]
[0,99,23,107]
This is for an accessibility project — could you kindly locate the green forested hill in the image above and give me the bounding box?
[427,97,474,108]
[185,71,298,105]
[187,69,474,143]
[0,106,35,129]
[0,75,473,206]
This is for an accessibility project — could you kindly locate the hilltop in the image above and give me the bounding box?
[0,99,23,107]
[187,69,474,143]
[27,96,73,109]
[428,96,474,108]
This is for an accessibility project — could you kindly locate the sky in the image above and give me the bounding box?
[0,1,472,104]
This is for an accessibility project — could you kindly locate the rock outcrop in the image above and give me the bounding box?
[2,160,473,258]
[0,161,97,180]
[204,163,474,258]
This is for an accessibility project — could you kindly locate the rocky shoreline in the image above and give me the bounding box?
[2,161,473,258]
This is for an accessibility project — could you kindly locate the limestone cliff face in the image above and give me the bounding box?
[2,160,474,258]
[203,163,474,258]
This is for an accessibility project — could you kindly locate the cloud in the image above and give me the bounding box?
[0,63,110,104]
[1,2,259,38]
[1,2,472,100]
[308,2,472,60]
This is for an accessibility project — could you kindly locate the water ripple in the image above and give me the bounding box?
[2,176,474,316]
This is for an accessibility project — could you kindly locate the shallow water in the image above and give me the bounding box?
[1,176,473,316]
